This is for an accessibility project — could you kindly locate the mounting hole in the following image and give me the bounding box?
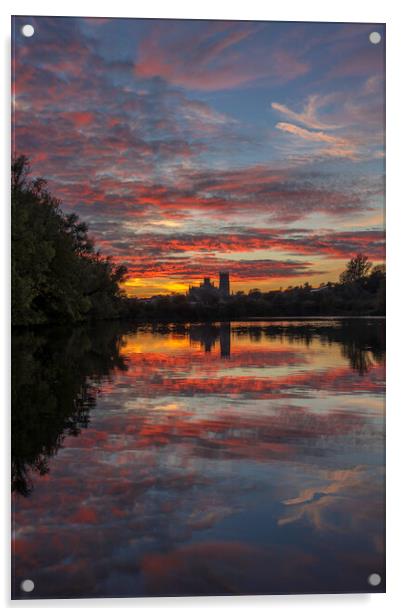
[21,24,35,38]
[368,573,381,586]
[369,32,381,45]
[20,579,34,592]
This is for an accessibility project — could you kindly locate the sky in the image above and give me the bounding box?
[12,17,385,297]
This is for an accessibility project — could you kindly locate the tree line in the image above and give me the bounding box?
[128,253,385,322]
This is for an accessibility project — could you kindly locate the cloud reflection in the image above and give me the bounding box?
[12,320,385,598]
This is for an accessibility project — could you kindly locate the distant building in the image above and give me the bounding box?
[189,272,231,302]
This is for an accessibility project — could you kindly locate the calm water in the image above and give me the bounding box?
[12,319,385,598]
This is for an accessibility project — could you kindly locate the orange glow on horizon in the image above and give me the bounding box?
[120,267,343,298]
[120,255,384,298]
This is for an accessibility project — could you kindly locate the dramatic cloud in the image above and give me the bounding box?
[12,17,385,295]
[272,83,385,162]
[134,22,310,91]
[104,228,385,261]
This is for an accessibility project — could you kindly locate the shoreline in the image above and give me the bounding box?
[11,314,386,333]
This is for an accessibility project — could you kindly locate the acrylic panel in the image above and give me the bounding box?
[11,16,385,599]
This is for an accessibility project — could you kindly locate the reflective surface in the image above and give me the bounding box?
[12,319,385,598]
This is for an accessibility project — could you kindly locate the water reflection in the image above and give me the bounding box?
[190,323,231,357]
[12,324,127,496]
[12,319,385,598]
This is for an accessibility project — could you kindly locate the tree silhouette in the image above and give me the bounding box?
[339,253,372,284]
[12,155,127,326]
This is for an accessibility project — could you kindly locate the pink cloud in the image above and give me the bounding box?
[135,23,309,91]
[63,111,95,127]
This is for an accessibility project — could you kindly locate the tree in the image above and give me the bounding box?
[339,253,372,284]
[12,155,127,325]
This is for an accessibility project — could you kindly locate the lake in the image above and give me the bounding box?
[12,319,385,598]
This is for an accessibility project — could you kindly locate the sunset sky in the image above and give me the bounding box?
[12,17,385,297]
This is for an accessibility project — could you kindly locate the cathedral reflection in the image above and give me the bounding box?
[189,323,231,358]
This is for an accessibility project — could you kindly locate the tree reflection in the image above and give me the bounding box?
[12,324,127,496]
[338,320,385,374]
[231,319,384,374]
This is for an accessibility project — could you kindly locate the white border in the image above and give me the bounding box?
[1,1,401,614]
